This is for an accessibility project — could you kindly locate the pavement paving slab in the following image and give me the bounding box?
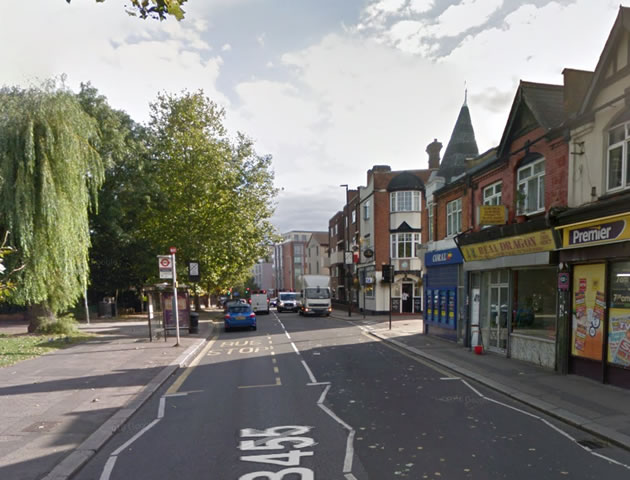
[0,313,216,480]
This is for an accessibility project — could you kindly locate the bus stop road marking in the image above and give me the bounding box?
[166,335,218,395]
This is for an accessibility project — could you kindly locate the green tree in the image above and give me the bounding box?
[76,83,157,308]
[65,0,187,21]
[0,83,104,330]
[142,90,278,295]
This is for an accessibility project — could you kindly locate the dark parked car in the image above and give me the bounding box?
[224,304,257,331]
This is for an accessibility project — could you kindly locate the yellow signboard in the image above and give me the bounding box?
[478,205,507,225]
[460,229,556,261]
[557,211,630,249]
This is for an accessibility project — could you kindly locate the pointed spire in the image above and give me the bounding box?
[464,83,468,106]
[437,96,479,183]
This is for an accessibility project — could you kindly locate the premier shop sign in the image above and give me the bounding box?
[559,213,630,249]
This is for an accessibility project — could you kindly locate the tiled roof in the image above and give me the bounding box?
[437,104,479,183]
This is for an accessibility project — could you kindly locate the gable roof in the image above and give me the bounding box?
[437,102,479,182]
[497,81,565,158]
[308,232,329,247]
[579,6,630,116]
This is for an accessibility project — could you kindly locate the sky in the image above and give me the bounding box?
[0,0,624,233]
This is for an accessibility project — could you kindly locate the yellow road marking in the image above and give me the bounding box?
[273,366,279,374]
[166,336,218,395]
[272,358,277,364]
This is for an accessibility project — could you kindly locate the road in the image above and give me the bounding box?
[75,311,630,479]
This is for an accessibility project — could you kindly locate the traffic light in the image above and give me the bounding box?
[382,264,394,283]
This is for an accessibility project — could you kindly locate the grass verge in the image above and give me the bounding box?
[0,333,93,368]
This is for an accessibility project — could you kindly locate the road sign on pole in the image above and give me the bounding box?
[188,261,200,282]
[171,252,180,346]
[158,255,173,279]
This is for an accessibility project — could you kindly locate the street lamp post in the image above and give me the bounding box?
[340,184,351,317]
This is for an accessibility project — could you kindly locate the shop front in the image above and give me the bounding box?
[459,224,559,368]
[424,247,463,342]
[556,210,630,388]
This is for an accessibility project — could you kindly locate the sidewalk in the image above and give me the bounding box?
[0,312,216,480]
[330,309,630,451]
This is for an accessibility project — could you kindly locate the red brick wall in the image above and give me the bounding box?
[435,184,468,240]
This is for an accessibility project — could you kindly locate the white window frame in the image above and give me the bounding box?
[352,209,357,224]
[446,198,462,237]
[427,202,434,242]
[390,233,420,259]
[516,158,545,215]
[390,191,420,212]
[363,200,370,220]
[483,181,502,205]
[606,121,630,192]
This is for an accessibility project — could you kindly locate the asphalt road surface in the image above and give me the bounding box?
[75,311,630,480]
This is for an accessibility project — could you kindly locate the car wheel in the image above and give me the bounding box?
[224,326,230,332]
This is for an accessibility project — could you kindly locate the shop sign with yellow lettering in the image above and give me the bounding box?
[460,229,556,261]
[478,205,507,225]
[557,212,630,249]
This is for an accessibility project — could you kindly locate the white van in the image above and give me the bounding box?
[250,291,270,314]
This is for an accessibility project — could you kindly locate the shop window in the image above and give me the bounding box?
[513,268,556,340]
[390,191,420,212]
[608,261,630,367]
[517,158,545,214]
[606,120,630,192]
[446,197,462,237]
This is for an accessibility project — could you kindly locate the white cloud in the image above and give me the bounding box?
[435,0,503,37]
[409,0,435,14]
[222,43,232,51]
[257,33,266,47]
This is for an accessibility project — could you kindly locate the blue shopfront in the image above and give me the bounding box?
[424,247,464,342]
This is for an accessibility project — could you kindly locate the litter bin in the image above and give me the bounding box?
[189,312,199,334]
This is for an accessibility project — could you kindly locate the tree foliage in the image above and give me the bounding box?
[77,83,157,304]
[142,91,278,294]
[65,0,187,21]
[0,83,104,318]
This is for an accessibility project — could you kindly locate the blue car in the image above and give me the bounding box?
[224,304,257,331]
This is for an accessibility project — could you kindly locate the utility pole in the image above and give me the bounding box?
[340,184,351,317]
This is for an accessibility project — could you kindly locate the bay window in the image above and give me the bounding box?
[390,233,420,258]
[390,191,420,212]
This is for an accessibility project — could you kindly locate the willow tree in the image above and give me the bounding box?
[0,84,104,330]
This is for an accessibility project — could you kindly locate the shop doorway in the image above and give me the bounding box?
[480,270,509,352]
[402,283,413,313]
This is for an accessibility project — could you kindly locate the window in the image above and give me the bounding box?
[607,121,630,192]
[390,191,420,212]
[483,182,502,205]
[517,158,545,214]
[446,198,462,236]
[390,233,420,258]
[363,200,370,220]
[352,210,356,224]
[334,224,338,235]
[513,268,557,340]
[427,203,434,241]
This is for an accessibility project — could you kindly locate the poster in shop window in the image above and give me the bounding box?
[608,262,630,367]
[571,264,605,360]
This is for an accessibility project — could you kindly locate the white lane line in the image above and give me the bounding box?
[98,456,117,480]
[345,474,359,480]
[307,381,331,386]
[111,418,161,456]
[301,360,318,383]
[317,384,355,474]
[458,379,630,470]
[291,342,301,355]
[440,377,460,381]
[460,379,484,398]
[157,397,166,419]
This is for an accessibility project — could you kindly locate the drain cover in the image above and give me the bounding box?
[577,439,607,450]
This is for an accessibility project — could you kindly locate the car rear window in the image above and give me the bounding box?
[228,306,251,314]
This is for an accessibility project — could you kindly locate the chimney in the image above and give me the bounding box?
[426,139,442,169]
